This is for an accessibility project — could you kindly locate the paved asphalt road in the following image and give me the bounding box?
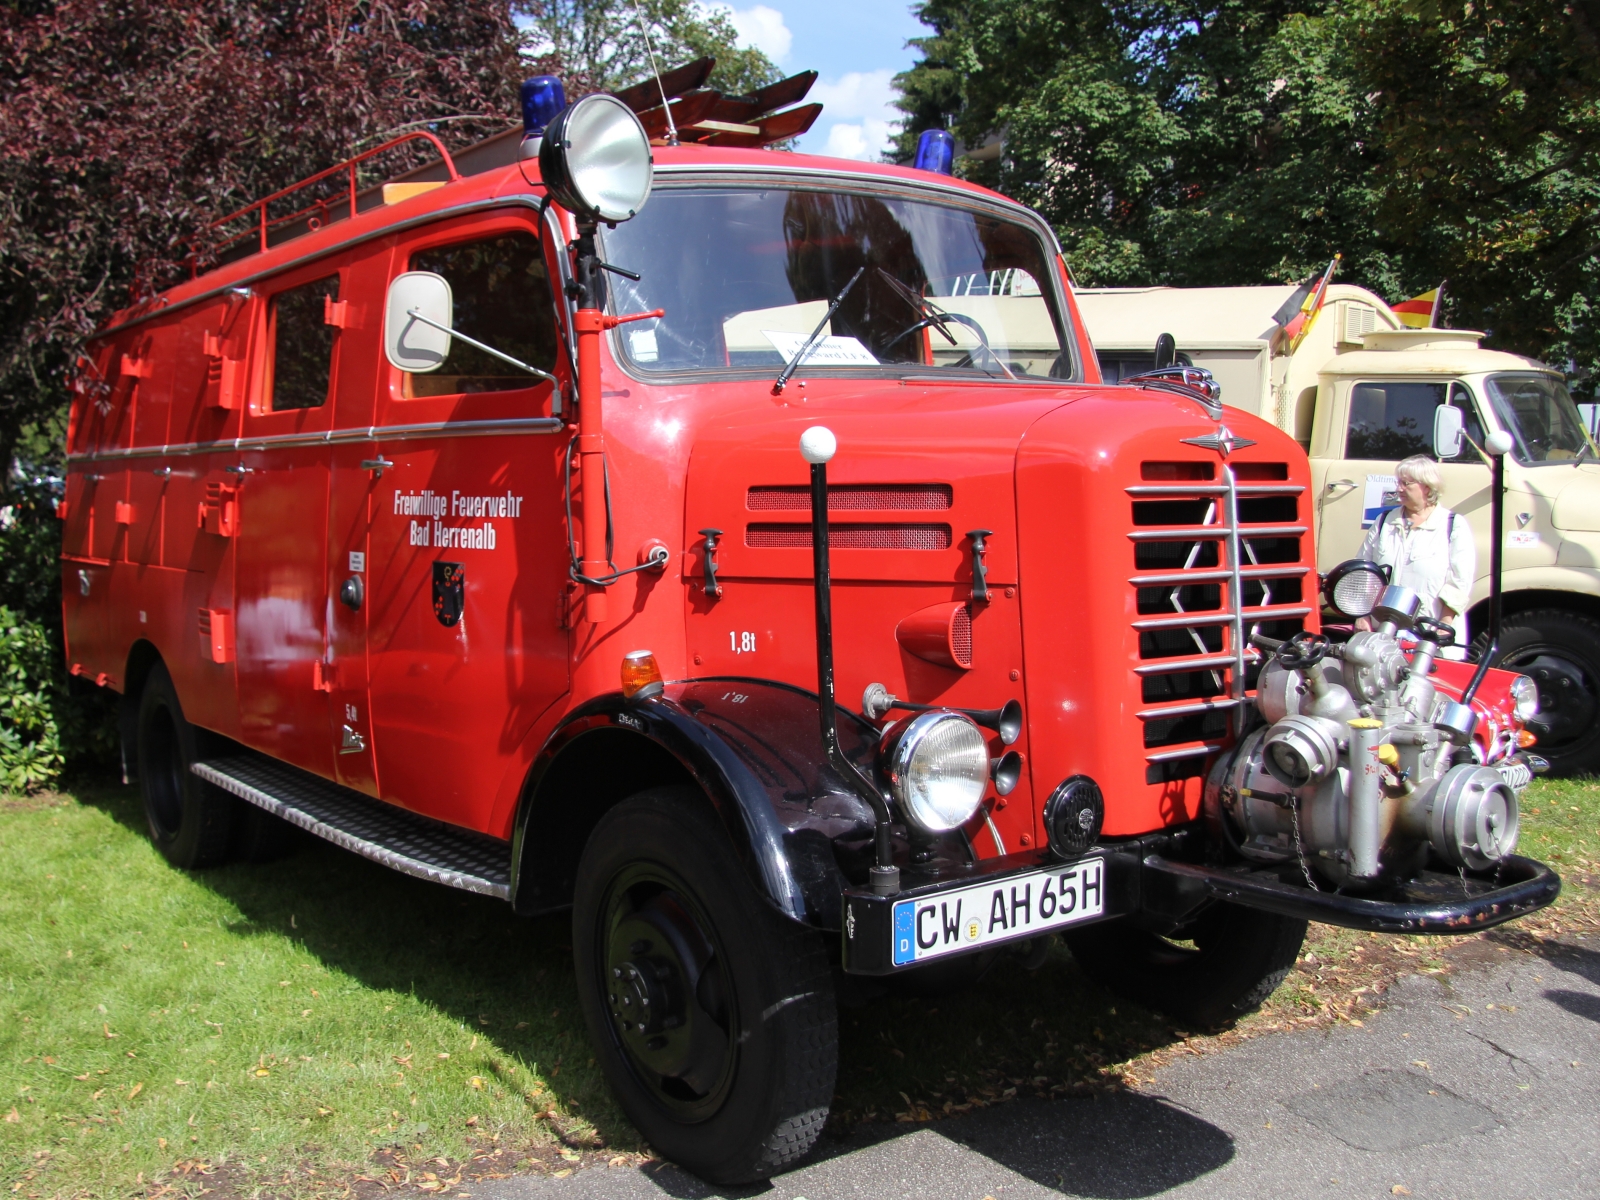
[474,936,1600,1200]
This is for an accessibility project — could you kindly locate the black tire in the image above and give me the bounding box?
[136,663,235,869]
[572,788,837,1185]
[1478,609,1600,776]
[1063,903,1306,1029]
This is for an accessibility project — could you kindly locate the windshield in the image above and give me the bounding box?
[600,185,1073,380]
[1484,372,1596,464]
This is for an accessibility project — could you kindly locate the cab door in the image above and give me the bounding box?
[232,266,341,778]
[1314,377,1488,568]
[360,213,570,831]
[323,247,394,794]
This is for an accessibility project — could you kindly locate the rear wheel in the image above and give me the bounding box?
[1483,609,1600,776]
[573,789,836,1185]
[1063,903,1306,1029]
[137,663,234,869]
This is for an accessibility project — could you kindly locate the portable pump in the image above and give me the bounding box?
[1211,579,1531,888]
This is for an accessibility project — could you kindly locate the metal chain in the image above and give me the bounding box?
[1289,794,1323,892]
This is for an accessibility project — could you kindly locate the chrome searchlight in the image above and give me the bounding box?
[1323,558,1388,620]
[879,710,989,832]
[539,93,653,224]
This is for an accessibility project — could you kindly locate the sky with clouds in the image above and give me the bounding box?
[708,1,926,160]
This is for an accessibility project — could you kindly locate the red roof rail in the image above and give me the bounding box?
[188,131,461,276]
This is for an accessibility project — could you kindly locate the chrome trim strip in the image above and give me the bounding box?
[1144,742,1227,763]
[1137,697,1246,721]
[1130,565,1311,586]
[66,416,565,464]
[1125,484,1304,496]
[1127,524,1307,541]
[1131,605,1311,632]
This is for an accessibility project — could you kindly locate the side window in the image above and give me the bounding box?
[269,275,340,411]
[1346,381,1448,459]
[406,232,558,397]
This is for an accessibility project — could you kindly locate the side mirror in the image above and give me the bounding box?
[384,271,453,373]
[1433,404,1464,459]
[1153,332,1177,371]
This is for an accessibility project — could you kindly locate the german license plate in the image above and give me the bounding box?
[891,858,1105,966]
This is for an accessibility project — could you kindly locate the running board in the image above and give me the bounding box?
[192,755,512,899]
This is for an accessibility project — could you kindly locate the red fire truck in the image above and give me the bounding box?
[62,61,1558,1184]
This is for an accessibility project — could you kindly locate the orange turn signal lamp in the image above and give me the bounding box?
[621,649,664,700]
[1517,729,1538,748]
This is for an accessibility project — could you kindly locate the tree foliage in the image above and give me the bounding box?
[893,0,1600,383]
[517,0,780,97]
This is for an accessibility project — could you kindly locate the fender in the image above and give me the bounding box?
[509,678,892,929]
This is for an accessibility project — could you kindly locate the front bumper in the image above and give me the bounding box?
[838,843,1562,974]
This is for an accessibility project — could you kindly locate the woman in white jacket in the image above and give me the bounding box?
[1357,455,1476,636]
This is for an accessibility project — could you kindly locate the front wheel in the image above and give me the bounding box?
[1482,609,1600,776]
[1063,903,1306,1029]
[572,789,837,1185]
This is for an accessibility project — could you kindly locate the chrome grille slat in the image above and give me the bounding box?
[1137,697,1247,720]
[1128,524,1306,541]
[1132,605,1311,631]
[1134,651,1260,676]
[1130,565,1311,586]
[1144,742,1227,763]
[1125,484,1305,496]
[1130,463,1311,770]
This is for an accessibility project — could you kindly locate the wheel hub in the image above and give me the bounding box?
[1513,652,1596,748]
[602,892,732,1104]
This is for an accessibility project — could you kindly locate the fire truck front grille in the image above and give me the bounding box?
[747,484,953,511]
[746,523,952,550]
[1128,466,1311,784]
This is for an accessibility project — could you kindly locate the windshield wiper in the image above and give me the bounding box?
[1574,439,1596,467]
[875,268,1014,380]
[774,266,865,393]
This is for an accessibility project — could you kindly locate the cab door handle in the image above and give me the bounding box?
[339,575,364,610]
[360,457,394,477]
[1325,479,1356,492]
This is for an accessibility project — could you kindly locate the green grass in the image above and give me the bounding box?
[0,783,620,1198]
[2,775,1595,1198]
[1515,775,1600,886]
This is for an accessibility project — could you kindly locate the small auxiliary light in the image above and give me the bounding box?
[914,129,955,175]
[520,75,567,159]
[621,649,664,700]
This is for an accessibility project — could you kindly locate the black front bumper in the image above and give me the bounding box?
[1142,854,1562,935]
[839,845,1562,975]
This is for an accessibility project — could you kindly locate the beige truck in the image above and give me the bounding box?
[1077,283,1600,774]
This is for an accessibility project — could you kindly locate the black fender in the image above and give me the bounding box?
[509,678,889,929]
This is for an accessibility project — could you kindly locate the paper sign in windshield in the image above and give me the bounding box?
[763,330,879,367]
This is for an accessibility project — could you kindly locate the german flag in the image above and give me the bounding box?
[1275,256,1340,351]
[1393,284,1444,329]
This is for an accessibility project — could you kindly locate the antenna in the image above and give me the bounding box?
[629,0,678,146]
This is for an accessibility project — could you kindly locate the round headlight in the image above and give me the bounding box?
[1323,559,1388,619]
[881,711,990,832]
[1509,674,1539,722]
[538,93,653,224]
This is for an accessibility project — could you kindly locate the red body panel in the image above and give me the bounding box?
[62,141,1525,853]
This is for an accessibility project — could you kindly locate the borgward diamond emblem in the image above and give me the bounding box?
[1181,425,1257,458]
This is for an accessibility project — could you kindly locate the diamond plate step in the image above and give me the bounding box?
[193,755,512,899]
